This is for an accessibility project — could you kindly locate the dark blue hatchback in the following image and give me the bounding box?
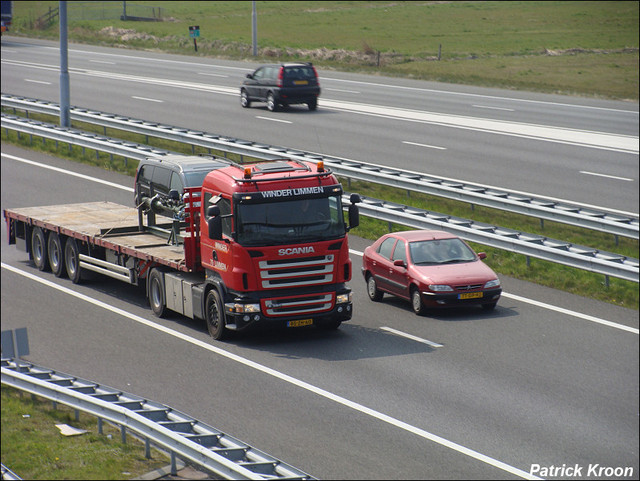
[240,62,320,112]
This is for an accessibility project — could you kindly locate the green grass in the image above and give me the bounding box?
[1,385,171,480]
[7,1,639,101]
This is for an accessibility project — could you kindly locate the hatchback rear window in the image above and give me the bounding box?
[284,67,316,80]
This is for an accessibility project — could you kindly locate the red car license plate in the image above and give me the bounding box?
[459,292,483,300]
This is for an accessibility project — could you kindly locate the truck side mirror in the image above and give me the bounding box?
[348,204,359,230]
[206,205,222,240]
[207,205,220,218]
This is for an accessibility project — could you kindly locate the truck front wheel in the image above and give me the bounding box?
[31,227,50,272]
[205,289,226,340]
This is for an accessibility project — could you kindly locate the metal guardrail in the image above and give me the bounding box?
[2,112,638,283]
[2,93,638,240]
[1,464,21,481]
[1,357,315,480]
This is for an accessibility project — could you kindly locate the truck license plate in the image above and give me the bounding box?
[288,318,313,328]
[459,292,483,300]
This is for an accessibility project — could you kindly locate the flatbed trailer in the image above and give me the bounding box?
[6,201,188,269]
[4,187,201,288]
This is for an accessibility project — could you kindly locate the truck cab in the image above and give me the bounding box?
[199,160,360,339]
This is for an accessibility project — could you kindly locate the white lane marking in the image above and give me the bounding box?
[4,49,638,115]
[501,293,639,334]
[89,60,115,65]
[381,327,443,347]
[403,140,447,150]
[1,153,133,192]
[0,262,539,480]
[319,99,639,155]
[132,96,163,103]
[255,116,292,124]
[326,88,361,94]
[472,105,515,112]
[24,79,51,85]
[198,72,228,78]
[2,58,637,154]
[579,171,634,182]
[349,249,638,335]
[3,152,636,336]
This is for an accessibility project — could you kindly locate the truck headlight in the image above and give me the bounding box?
[336,292,352,304]
[234,303,260,313]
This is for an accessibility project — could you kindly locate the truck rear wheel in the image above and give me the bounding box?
[48,232,66,277]
[205,289,226,340]
[148,269,166,318]
[64,238,83,284]
[31,227,50,272]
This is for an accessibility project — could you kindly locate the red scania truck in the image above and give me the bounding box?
[4,156,361,340]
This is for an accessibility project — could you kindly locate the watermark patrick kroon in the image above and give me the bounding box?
[530,464,635,478]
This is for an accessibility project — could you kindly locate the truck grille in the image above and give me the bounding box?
[263,293,334,316]
[258,255,334,288]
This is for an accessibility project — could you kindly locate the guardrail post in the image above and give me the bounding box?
[145,437,151,459]
[98,417,103,434]
[121,425,127,444]
[171,452,178,475]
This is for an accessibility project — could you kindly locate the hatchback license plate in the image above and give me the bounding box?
[293,80,308,85]
[288,318,313,328]
[459,292,483,300]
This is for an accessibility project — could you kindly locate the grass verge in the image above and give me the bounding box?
[1,385,171,480]
[6,1,639,101]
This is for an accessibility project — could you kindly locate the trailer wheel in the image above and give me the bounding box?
[64,238,83,284]
[48,233,66,277]
[148,269,166,318]
[205,289,226,340]
[31,227,50,272]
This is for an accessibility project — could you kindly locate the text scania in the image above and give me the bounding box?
[261,187,324,198]
[279,247,315,256]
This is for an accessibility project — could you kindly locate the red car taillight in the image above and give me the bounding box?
[277,67,284,87]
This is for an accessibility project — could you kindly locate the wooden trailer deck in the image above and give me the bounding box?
[5,202,192,270]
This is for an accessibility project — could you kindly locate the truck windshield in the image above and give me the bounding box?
[236,195,346,246]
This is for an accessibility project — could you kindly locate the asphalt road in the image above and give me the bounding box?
[1,36,638,480]
[1,35,638,215]
[1,144,638,480]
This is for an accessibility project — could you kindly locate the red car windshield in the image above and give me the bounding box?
[409,238,476,265]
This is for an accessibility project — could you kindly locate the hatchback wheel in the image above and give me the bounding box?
[266,92,278,112]
[240,90,251,108]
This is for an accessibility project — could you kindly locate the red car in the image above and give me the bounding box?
[362,230,501,315]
